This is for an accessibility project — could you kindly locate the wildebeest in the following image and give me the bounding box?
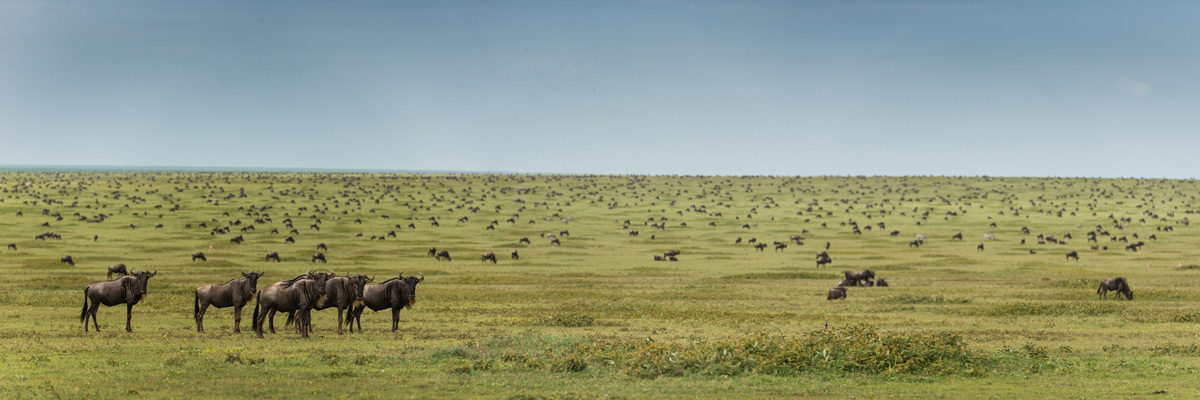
[560,230,570,236]
[654,255,665,261]
[435,250,451,262]
[6,243,14,251]
[755,243,768,251]
[519,237,531,245]
[481,252,497,264]
[876,278,889,287]
[284,236,295,244]
[253,271,331,338]
[1066,251,1079,261]
[984,234,996,240]
[428,247,438,257]
[192,252,207,262]
[265,252,281,262]
[317,243,328,251]
[951,232,963,240]
[550,238,561,246]
[107,263,128,280]
[511,249,519,260]
[774,243,787,252]
[230,235,244,244]
[915,234,926,244]
[889,230,900,236]
[816,255,832,268]
[312,253,327,263]
[827,287,846,300]
[1097,277,1132,300]
[347,272,424,332]
[909,240,921,248]
[81,268,157,332]
[842,270,875,286]
[287,274,372,335]
[61,255,75,266]
[977,243,984,251]
[194,271,264,333]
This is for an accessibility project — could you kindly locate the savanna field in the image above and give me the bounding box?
[3,172,1200,399]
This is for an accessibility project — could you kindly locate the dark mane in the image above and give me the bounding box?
[378,277,403,285]
[223,277,245,285]
[280,275,308,288]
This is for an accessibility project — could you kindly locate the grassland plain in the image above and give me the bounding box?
[1,172,1200,399]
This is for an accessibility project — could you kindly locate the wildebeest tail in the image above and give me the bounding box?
[284,311,295,327]
[194,292,200,320]
[81,288,89,323]
[252,299,261,330]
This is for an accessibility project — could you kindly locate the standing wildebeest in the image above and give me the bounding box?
[61,255,75,266]
[194,271,264,333]
[253,271,331,338]
[265,252,281,262]
[6,243,15,251]
[482,252,497,264]
[775,243,787,252]
[435,250,451,262]
[827,287,846,300]
[1066,251,1079,261]
[287,274,372,335]
[107,263,128,280]
[81,268,157,332]
[427,247,437,257]
[816,255,832,268]
[317,243,328,251]
[511,249,519,260]
[1097,277,1133,300]
[347,272,424,332]
[754,243,768,251]
[951,232,963,240]
[230,235,244,244]
[977,243,984,251]
[312,253,327,263]
[909,240,921,248]
[915,234,926,244]
[192,252,207,262]
[843,270,875,286]
[284,236,295,244]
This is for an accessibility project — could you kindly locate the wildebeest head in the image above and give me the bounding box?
[129,268,158,296]
[241,270,265,294]
[351,274,373,301]
[398,271,424,307]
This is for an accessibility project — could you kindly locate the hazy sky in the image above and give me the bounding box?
[2,1,1198,177]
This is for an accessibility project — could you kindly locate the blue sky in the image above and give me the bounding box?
[1,1,1198,177]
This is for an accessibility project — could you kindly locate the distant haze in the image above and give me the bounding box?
[2,1,1197,178]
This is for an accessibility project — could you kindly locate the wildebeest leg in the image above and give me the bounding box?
[233,305,242,333]
[90,305,101,332]
[125,303,134,332]
[254,307,267,338]
[391,309,400,332]
[337,307,344,335]
[268,310,277,334]
[197,302,209,332]
[299,310,310,338]
[349,305,363,332]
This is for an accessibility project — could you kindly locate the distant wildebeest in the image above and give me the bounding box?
[890,230,900,236]
[6,243,15,251]
[1097,277,1133,300]
[287,274,372,335]
[511,250,519,260]
[482,252,497,264]
[81,268,157,332]
[312,253,327,263]
[977,243,984,251]
[664,250,681,257]
[1066,251,1079,261]
[816,255,832,268]
[984,234,996,240]
[842,270,875,286]
[253,271,331,338]
[654,256,664,261]
[550,238,561,246]
[107,263,128,280]
[435,250,451,262]
[519,237,531,245]
[428,247,438,257]
[748,238,757,244]
[192,252,207,262]
[827,287,846,300]
[915,234,926,243]
[317,243,328,251]
[347,272,423,332]
[876,278,889,287]
[775,243,787,251]
[735,237,742,244]
[265,252,281,262]
[837,279,855,287]
[909,240,921,248]
[755,243,768,251]
[952,232,963,240]
[284,236,295,244]
[230,235,244,244]
[194,271,264,333]
[668,256,678,261]
[630,231,640,237]
[560,230,569,236]
[61,255,75,266]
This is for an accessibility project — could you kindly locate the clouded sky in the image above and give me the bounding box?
[2,1,1198,177]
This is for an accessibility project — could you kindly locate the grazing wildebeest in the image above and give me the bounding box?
[1097,278,1132,300]
[317,243,328,251]
[192,252,207,262]
[775,243,787,252]
[265,252,281,262]
[890,230,900,236]
[754,243,768,251]
[284,236,295,244]
[748,238,757,244]
[735,237,742,244]
[312,253,327,263]
[511,250,519,260]
[347,272,424,332]
[560,230,569,236]
[827,287,846,300]
[230,235,244,244]
[664,250,681,257]
[81,268,157,332]
[816,255,832,268]
[481,252,497,264]
[194,271,264,333]
[253,271,331,338]
[842,270,875,286]
[1066,251,1079,261]
[435,250,451,262]
[550,238,561,246]
[519,237,531,245]
[909,240,921,248]
[107,263,128,280]
[977,243,984,251]
[287,274,372,335]
[876,278,889,287]
[6,243,14,251]
[952,232,963,240]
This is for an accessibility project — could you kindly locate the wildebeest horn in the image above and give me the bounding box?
[307,269,316,276]
[418,272,424,282]
[327,270,335,277]
[369,274,374,282]
[259,270,265,276]
[398,271,405,278]
[151,268,157,276]
[242,270,248,276]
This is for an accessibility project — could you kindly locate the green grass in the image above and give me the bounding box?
[2,172,1200,398]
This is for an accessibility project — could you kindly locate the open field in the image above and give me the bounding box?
[2,172,1200,399]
